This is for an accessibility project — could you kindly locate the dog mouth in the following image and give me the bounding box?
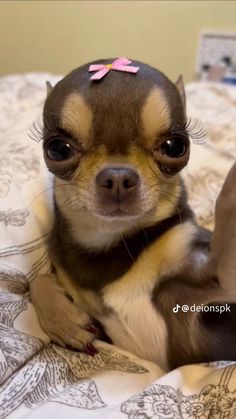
[92,205,144,221]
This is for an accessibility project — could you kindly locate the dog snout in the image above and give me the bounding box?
[96,167,139,203]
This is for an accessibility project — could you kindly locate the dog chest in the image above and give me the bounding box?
[97,221,197,367]
[57,221,197,368]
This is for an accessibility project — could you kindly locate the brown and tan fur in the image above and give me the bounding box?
[30,59,236,370]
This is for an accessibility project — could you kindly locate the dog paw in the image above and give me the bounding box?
[30,273,98,351]
[210,163,236,290]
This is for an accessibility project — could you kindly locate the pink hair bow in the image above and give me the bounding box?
[89,57,140,80]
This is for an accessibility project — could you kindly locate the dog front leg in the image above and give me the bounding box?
[209,162,236,293]
[30,273,98,351]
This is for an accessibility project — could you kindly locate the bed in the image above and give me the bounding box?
[0,73,236,419]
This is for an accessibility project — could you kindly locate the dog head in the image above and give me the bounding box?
[43,59,189,249]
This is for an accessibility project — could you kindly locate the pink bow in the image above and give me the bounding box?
[89,57,140,80]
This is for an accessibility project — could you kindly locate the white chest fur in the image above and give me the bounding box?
[100,291,168,368]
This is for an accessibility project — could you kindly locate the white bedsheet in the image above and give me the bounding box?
[0,73,236,419]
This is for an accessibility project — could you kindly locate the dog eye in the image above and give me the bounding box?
[160,137,187,158]
[46,139,75,161]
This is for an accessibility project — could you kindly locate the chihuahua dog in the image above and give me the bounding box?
[30,59,236,370]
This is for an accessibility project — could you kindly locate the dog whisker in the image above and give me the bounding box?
[26,183,78,209]
[120,233,134,263]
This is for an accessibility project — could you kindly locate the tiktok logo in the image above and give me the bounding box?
[173,304,181,313]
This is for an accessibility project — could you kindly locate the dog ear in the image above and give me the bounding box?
[175,75,186,113]
[46,81,53,97]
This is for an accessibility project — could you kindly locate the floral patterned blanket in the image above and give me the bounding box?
[0,74,236,419]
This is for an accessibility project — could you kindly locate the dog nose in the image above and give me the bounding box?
[96,167,139,202]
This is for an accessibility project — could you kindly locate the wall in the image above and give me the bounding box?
[0,1,236,82]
